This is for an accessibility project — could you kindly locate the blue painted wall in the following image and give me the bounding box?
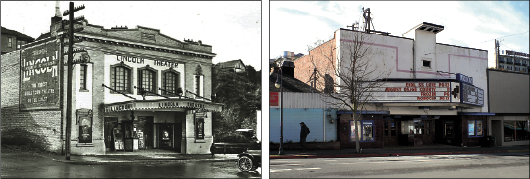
[270,108,337,143]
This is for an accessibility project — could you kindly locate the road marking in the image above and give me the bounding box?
[295,168,321,171]
[270,169,292,173]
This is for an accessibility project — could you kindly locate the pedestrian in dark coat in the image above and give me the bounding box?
[300,122,310,151]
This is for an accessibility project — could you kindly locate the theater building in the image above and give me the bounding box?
[294,22,490,149]
[1,13,222,155]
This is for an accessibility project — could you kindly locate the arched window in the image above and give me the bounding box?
[137,66,157,95]
[110,63,132,93]
[162,69,180,96]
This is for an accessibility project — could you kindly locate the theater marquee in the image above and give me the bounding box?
[369,81,461,103]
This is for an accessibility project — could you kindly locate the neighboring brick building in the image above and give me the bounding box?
[1,26,35,54]
[2,12,222,155]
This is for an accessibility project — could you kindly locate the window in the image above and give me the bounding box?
[162,70,180,96]
[110,64,132,93]
[444,120,454,138]
[138,67,157,95]
[499,65,504,69]
[8,37,13,48]
[194,75,203,98]
[16,40,22,49]
[422,60,431,68]
[468,120,483,137]
[401,119,424,135]
[499,57,505,62]
[195,118,205,139]
[350,120,374,142]
[80,64,87,90]
[503,120,530,142]
[515,67,520,72]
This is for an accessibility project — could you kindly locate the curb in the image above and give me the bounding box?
[270,149,529,159]
[55,158,238,165]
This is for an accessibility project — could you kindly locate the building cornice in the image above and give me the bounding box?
[58,31,216,59]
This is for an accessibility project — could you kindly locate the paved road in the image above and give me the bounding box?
[1,150,261,178]
[270,152,529,178]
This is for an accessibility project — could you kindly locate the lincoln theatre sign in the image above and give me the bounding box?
[20,40,60,111]
[104,99,223,113]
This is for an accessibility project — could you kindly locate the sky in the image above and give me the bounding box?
[1,1,262,70]
[270,1,530,68]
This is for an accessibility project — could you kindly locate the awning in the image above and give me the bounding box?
[104,98,223,113]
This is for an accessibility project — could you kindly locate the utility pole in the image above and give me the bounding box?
[63,1,85,160]
[495,39,498,69]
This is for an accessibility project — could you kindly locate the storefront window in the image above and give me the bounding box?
[110,64,131,93]
[468,120,483,137]
[444,120,454,138]
[503,120,530,142]
[401,119,424,135]
[350,120,374,142]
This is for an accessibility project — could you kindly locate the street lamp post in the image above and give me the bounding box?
[275,66,284,155]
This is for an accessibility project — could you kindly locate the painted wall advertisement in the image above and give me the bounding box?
[20,40,60,110]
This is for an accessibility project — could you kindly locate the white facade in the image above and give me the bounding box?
[334,23,488,114]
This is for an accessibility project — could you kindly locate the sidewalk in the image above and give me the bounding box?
[270,144,530,159]
[2,144,238,165]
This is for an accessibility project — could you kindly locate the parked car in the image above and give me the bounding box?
[210,129,261,172]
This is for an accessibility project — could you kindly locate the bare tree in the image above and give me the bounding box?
[308,30,392,153]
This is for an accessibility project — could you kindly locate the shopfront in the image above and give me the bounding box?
[103,99,222,154]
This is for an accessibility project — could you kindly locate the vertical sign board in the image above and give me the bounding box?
[20,40,60,111]
[460,83,484,106]
[270,92,279,106]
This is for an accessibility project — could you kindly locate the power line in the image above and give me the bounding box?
[472,30,529,45]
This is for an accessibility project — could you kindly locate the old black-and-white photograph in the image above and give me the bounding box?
[1,1,261,178]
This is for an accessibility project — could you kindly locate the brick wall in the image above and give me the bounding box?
[1,51,63,154]
[294,38,336,92]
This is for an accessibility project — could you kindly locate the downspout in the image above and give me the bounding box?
[323,108,326,142]
[413,41,416,79]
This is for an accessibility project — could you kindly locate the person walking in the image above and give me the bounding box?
[300,122,310,151]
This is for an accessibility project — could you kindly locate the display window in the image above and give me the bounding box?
[401,119,424,135]
[503,120,530,142]
[468,120,484,137]
[350,120,374,142]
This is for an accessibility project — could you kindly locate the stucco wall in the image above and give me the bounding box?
[270,108,338,143]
